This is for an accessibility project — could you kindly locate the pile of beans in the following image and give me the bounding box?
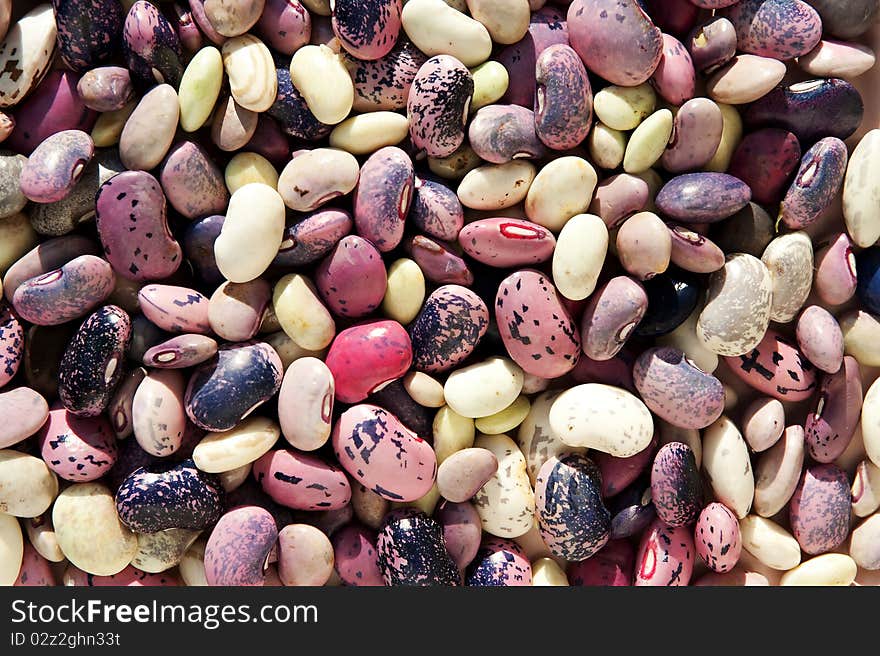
[0,0,879,588]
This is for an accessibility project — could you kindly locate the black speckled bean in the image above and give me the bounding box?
[789,463,852,555]
[353,146,413,252]
[409,176,463,242]
[0,304,22,388]
[534,43,592,151]
[54,0,124,73]
[267,64,332,141]
[58,305,131,417]
[650,441,702,527]
[780,137,849,230]
[366,379,434,438]
[409,285,489,373]
[721,0,822,60]
[376,509,460,586]
[332,0,401,61]
[465,537,532,586]
[345,38,427,112]
[407,55,474,158]
[123,0,184,87]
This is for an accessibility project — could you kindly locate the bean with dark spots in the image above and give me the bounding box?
[789,464,852,555]
[37,407,117,481]
[353,146,413,252]
[54,0,124,73]
[204,506,277,586]
[465,537,532,586]
[158,141,229,220]
[332,0,401,61]
[650,441,702,527]
[377,508,459,586]
[0,304,22,388]
[344,38,427,112]
[780,137,849,230]
[409,177,463,242]
[267,64,332,140]
[805,356,862,463]
[253,448,351,511]
[123,0,184,87]
[407,55,474,158]
[721,0,822,61]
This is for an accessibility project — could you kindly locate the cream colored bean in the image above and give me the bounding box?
[524,156,597,231]
[381,258,425,325]
[552,213,608,301]
[739,515,801,571]
[532,557,568,586]
[762,232,813,323]
[850,514,880,570]
[444,356,523,419]
[277,148,360,211]
[549,383,654,458]
[225,152,279,194]
[403,371,445,408]
[706,55,787,104]
[277,524,335,586]
[470,61,509,112]
[24,515,64,562]
[705,103,743,172]
[432,405,476,464]
[593,84,656,131]
[178,538,208,586]
[428,144,481,180]
[853,459,880,517]
[703,416,755,518]
[616,211,671,280]
[472,433,536,538]
[466,0,529,45]
[754,425,805,517]
[222,34,277,113]
[214,183,285,283]
[843,129,880,248]
[656,306,719,374]
[53,483,137,576]
[588,122,627,170]
[219,462,252,492]
[458,160,536,210]
[0,5,57,109]
[0,512,22,585]
[289,44,353,125]
[329,112,409,155]
[742,397,785,453]
[119,84,179,171]
[799,40,876,79]
[517,390,586,483]
[264,330,327,370]
[192,416,280,473]
[91,101,136,147]
[657,420,702,468]
[204,0,265,36]
[178,46,223,132]
[623,109,673,174]
[780,554,857,586]
[0,212,37,274]
[133,528,201,573]
[861,376,880,468]
[401,0,492,67]
[474,395,530,435]
[273,274,336,351]
[841,310,880,367]
[0,450,57,518]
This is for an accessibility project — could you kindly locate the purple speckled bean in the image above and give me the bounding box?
[634,517,694,586]
[0,387,49,448]
[271,209,353,270]
[37,407,117,481]
[465,537,532,586]
[95,171,182,282]
[687,16,737,73]
[7,71,97,156]
[727,128,801,206]
[744,78,864,144]
[595,435,656,498]
[331,404,436,502]
[278,357,334,452]
[123,0,184,87]
[76,67,133,113]
[132,369,186,457]
[256,0,311,55]
[376,509,460,586]
[185,341,283,432]
[580,276,647,361]
[315,236,387,318]
[345,38,426,112]
[159,141,229,220]
[205,506,277,586]
[409,285,489,373]
[253,449,351,511]
[12,255,115,326]
[436,500,482,570]
[54,0,123,72]
[19,130,94,204]
[409,177,463,242]
[589,173,650,229]
[468,104,546,164]
[332,0,401,60]
[407,235,473,286]
[0,304,22,389]
[332,524,385,586]
[143,334,218,369]
[459,218,556,268]
[566,0,663,87]
[724,329,817,402]
[661,98,723,173]
[780,137,849,230]
[353,147,413,252]
[407,55,473,158]
[208,279,271,342]
[650,33,695,105]
[58,305,130,418]
[107,367,145,439]
[667,224,726,273]
[3,236,99,304]
[495,269,580,378]
[721,0,822,61]
[789,464,851,555]
[138,284,210,334]
[796,305,844,375]
[650,441,702,527]
[634,346,723,429]
[534,44,592,150]
[805,356,862,463]
[814,233,858,307]
[655,172,751,223]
